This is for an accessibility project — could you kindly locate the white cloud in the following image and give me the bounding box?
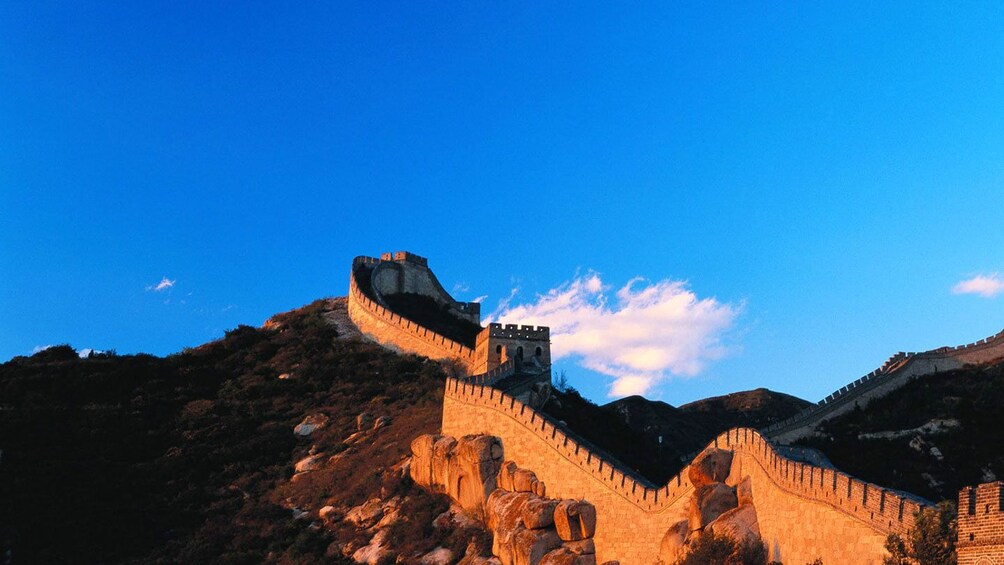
[32,345,54,354]
[146,277,176,292]
[952,274,1004,298]
[471,294,488,304]
[486,272,740,398]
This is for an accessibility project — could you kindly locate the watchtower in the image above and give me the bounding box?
[473,323,551,374]
[958,482,1004,564]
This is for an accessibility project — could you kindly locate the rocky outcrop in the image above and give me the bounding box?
[688,483,738,531]
[294,413,329,436]
[688,447,733,488]
[660,447,763,563]
[411,433,598,565]
[411,433,504,516]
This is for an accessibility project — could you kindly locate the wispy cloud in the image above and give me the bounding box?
[32,345,54,354]
[486,272,741,398]
[952,274,1004,298]
[146,277,176,292]
[471,294,488,304]
[452,282,470,294]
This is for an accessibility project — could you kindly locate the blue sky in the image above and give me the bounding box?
[2,2,1003,405]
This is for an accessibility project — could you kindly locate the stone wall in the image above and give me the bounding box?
[372,251,481,323]
[959,482,1004,565]
[474,323,552,375]
[348,256,477,372]
[441,378,922,564]
[766,329,1004,443]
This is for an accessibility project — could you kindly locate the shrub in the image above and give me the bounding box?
[883,500,957,565]
[676,531,768,565]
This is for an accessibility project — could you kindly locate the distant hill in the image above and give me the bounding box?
[536,388,813,484]
[678,388,814,432]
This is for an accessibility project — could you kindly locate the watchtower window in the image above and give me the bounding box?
[495,345,502,354]
[516,346,524,360]
[535,346,542,357]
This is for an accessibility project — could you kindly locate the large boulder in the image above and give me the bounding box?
[513,468,538,493]
[522,497,558,529]
[688,483,738,531]
[431,436,458,491]
[453,435,505,514]
[659,520,690,563]
[563,539,595,556]
[345,498,384,529]
[707,504,760,542]
[294,413,329,436]
[736,476,754,507]
[540,547,597,565]
[510,528,562,565]
[688,448,734,488]
[553,500,597,541]
[498,461,519,491]
[409,434,441,488]
[486,490,534,542]
[356,412,374,431]
[294,454,325,473]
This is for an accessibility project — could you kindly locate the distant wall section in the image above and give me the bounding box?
[372,251,480,323]
[766,329,1004,443]
[348,256,477,372]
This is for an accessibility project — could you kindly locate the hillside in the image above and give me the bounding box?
[796,360,1004,502]
[0,298,488,564]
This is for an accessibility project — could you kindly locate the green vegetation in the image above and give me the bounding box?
[674,531,768,565]
[884,501,957,565]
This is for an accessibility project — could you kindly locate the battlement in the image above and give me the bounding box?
[961,482,1004,517]
[766,328,1004,443]
[476,322,550,344]
[958,482,1004,564]
[379,251,428,266]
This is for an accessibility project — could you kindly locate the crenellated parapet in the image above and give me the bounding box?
[441,375,928,563]
[765,329,1004,443]
[958,481,1004,564]
[474,323,552,375]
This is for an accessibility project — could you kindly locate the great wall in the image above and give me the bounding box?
[346,251,1004,564]
[764,329,1004,444]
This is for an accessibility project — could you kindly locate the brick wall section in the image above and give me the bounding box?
[348,256,477,372]
[766,329,1004,443]
[442,378,923,564]
[958,482,1004,565]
